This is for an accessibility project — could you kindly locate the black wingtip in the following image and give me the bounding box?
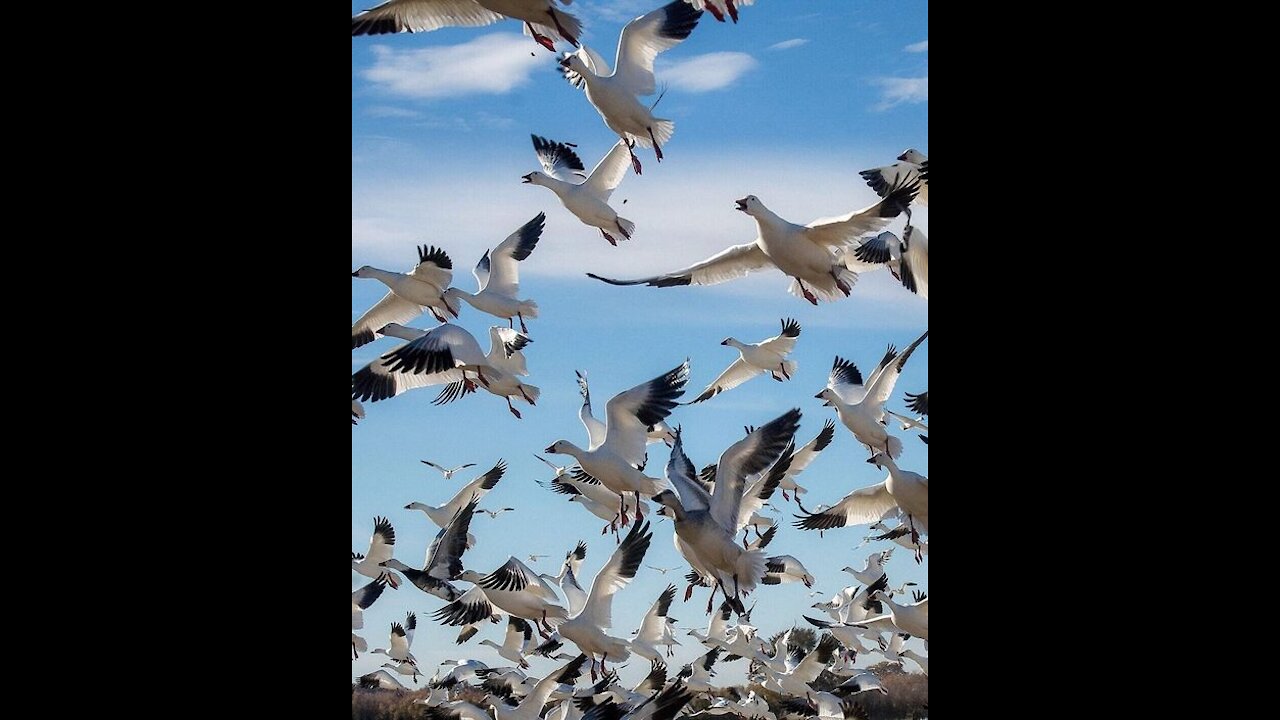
[780,318,801,337]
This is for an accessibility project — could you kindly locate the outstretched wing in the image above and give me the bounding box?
[602,360,690,467]
[804,179,919,248]
[578,520,653,629]
[531,134,587,182]
[583,140,633,199]
[351,0,503,36]
[687,358,763,404]
[588,243,771,289]
[793,480,897,531]
[709,410,801,533]
[481,213,545,297]
[613,0,703,96]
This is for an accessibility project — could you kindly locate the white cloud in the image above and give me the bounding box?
[362,35,546,99]
[873,76,928,110]
[658,52,758,92]
[768,38,809,51]
[904,40,929,53]
[365,105,420,119]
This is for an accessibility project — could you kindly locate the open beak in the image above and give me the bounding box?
[544,445,556,453]
[896,151,910,161]
[734,199,748,212]
[865,457,878,464]
[720,339,729,345]
[521,174,533,184]
[351,271,360,277]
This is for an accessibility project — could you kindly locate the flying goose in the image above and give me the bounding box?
[762,555,815,588]
[687,319,801,404]
[352,516,401,588]
[685,0,754,24]
[436,559,569,636]
[383,495,481,601]
[557,1,704,174]
[579,679,695,720]
[860,520,928,559]
[444,213,545,334]
[842,550,894,587]
[679,647,722,695]
[760,633,841,696]
[422,460,478,480]
[861,588,927,640]
[867,452,927,547]
[432,327,540,418]
[776,420,836,502]
[352,245,459,349]
[535,453,571,478]
[351,0,582,51]
[479,507,517,518]
[688,600,733,648]
[352,574,389,658]
[860,149,929,212]
[550,519,654,679]
[651,410,800,614]
[480,617,538,669]
[358,669,410,690]
[523,136,635,246]
[381,658,422,683]
[371,612,419,663]
[587,182,918,304]
[815,330,928,458]
[844,226,929,299]
[489,654,590,720]
[351,323,490,404]
[900,648,928,675]
[540,468,647,540]
[545,361,690,525]
[630,584,678,662]
[576,371,678,450]
[406,460,506,531]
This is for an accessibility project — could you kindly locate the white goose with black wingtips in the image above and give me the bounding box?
[352,516,401,588]
[688,319,802,404]
[352,574,388,658]
[351,322,491,404]
[445,213,545,334]
[351,0,582,52]
[383,495,481,601]
[352,245,459,349]
[815,330,928,458]
[523,136,636,246]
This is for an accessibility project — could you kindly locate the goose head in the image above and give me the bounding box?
[866,453,888,468]
[521,172,546,186]
[898,148,926,163]
[352,265,373,278]
[814,388,836,407]
[734,195,764,215]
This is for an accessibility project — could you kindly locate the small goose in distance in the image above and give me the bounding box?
[352,516,401,588]
[444,213,545,334]
[351,323,491,404]
[535,453,571,478]
[545,361,691,526]
[383,495,481,601]
[352,245,459,349]
[406,460,507,531]
[523,136,636,246]
[422,460,478,480]
[352,574,389,658]
[479,507,517,518]
[859,520,928,559]
[815,330,928,458]
[432,327,540,418]
[557,1,704,174]
[587,182,918,305]
[480,617,538,669]
[351,0,582,52]
[860,149,929,212]
[685,0,754,24]
[358,669,411,690]
[687,319,801,404]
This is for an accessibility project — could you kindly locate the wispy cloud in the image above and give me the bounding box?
[768,38,809,51]
[366,106,421,119]
[658,52,758,93]
[872,76,928,111]
[363,34,545,99]
[904,40,928,53]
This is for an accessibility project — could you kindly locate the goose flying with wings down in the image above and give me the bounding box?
[352,516,401,588]
[651,410,800,615]
[815,330,928,458]
[523,136,636,246]
[358,669,410,690]
[431,328,540,418]
[545,361,690,526]
[860,149,928,213]
[688,319,801,404]
[587,181,918,304]
[558,1,703,175]
[351,323,491,404]
[383,495,480,601]
[351,0,582,52]
[867,452,928,547]
[352,245,459,348]
[372,612,420,663]
[444,213,544,334]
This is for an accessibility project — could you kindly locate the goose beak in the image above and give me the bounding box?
[897,151,910,161]
[521,173,534,184]
[544,445,556,454]
[559,56,572,68]
[351,270,360,277]
[734,199,748,212]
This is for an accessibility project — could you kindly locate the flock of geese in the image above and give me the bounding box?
[353,1,927,718]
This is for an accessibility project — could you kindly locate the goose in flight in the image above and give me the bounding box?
[651,410,800,614]
[557,1,704,174]
[480,617,538,669]
[358,669,410,690]
[383,495,481,601]
[759,633,841,696]
[352,516,401,588]
[489,654,591,720]
[587,182,918,305]
[630,584,678,662]
[867,452,928,551]
[685,0,754,24]
[900,648,928,675]
[860,588,927,640]
[844,226,929,299]
[859,520,928,560]
[815,330,928,458]
[579,679,695,720]
[352,245,459,349]
[688,319,801,404]
[843,550,894,588]
[351,0,582,52]
[371,612,420,663]
[406,460,507,531]
[352,574,389,658]
[380,659,422,683]
[576,371,678,450]
[860,149,928,213]
[892,389,929,444]
[437,558,569,636]
[541,468,648,540]
[547,520,654,679]
[761,555,815,588]
[422,460,478,480]
[775,420,835,502]
[523,136,636,246]
[431,328,540,418]
[534,454,570,478]
[444,213,545,334]
[545,361,690,526]
[351,323,490,404]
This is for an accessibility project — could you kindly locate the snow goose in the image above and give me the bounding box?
[352,574,388,658]
[792,477,898,535]
[860,149,928,211]
[424,701,495,720]
[353,516,401,588]
[679,648,722,695]
[587,182,918,304]
[801,615,876,655]
[861,589,927,640]
[867,453,927,548]
[860,520,928,559]
[688,319,801,404]
[553,519,654,678]
[650,410,800,614]
[776,420,835,502]
[541,469,647,540]
[893,389,929,444]
[900,648,928,675]
[524,136,635,246]
[577,371,677,450]
[442,559,570,635]
[762,555,815,588]
[685,1,754,24]
[545,361,690,525]
[358,669,410,690]
[814,330,928,458]
[351,0,582,51]
[480,507,517,518]
[481,617,538,669]
[432,327,540,418]
[490,654,590,720]
[761,633,840,696]
[557,1,703,175]
[352,245,459,349]
[688,600,733,647]
[535,453,571,478]
[631,584,678,662]
[584,680,695,720]
[383,495,480,601]
[352,399,365,425]
[422,460,478,480]
[406,460,507,530]
[351,323,489,404]
[381,659,422,683]
[844,226,929,299]
[371,612,420,663]
[444,213,545,334]
[842,550,894,588]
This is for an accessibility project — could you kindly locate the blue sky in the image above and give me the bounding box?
[353,0,927,687]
